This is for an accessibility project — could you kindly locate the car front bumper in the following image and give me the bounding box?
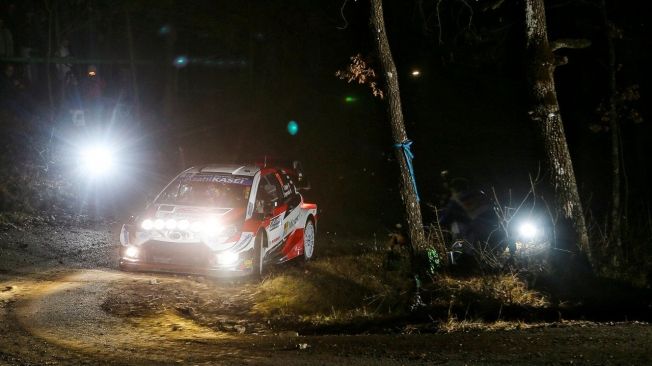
[119,224,257,277]
[119,243,256,278]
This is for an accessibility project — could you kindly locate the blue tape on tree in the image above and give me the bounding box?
[394,139,420,202]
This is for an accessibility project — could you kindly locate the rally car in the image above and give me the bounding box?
[119,163,317,277]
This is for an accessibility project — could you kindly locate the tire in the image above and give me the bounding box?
[303,219,315,261]
[252,231,266,278]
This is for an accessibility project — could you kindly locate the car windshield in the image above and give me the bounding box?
[156,173,252,208]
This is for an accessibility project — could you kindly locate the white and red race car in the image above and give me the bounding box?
[119,163,317,277]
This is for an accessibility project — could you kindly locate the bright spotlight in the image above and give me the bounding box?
[518,221,538,239]
[80,145,114,177]
[411,69,421,77]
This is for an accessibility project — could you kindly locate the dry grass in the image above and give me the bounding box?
[432,273,550,308]
[252,237,413,324]
[440,319,537,333]
[252,236,550,329]
[99,234,557,333]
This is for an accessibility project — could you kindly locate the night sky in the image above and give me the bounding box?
[1,0,650,234]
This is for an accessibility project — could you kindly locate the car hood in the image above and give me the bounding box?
[148,204,246,225]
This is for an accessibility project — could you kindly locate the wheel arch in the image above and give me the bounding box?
[257,227,269,248]
[306,214,316,231]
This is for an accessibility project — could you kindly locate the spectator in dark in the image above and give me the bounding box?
[0,63,34,120]
[0,18,14,58]
[55,39,72,82]
[82,65,106,102]
[0,63,22,91]
[439,178,503,257]
[80,65,106,123]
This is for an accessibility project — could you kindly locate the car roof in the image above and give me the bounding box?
[184,164,260,177]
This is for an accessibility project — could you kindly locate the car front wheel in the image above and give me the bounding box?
[303,220,315,260]
[252,231,266,277]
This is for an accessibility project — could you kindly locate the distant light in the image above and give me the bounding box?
[287,120,299,136]
[159,25,171,35]
[518,221,539,240]
[411,69,421,77]
[345,96,357,103]
[88,71,97,77]
[173,56,189,68]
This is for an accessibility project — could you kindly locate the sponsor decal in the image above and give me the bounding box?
[269,214,283,231]
[181,174,253,185]
[284,214,300,235]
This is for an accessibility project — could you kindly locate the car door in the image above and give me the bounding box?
[277,171,303,241]
[256,174,285,249]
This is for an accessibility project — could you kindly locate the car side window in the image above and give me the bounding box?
[255,174,282,212]
[265,175,283,202]
[278,171,301,211]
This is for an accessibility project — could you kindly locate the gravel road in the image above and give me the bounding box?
[1,222,651,365]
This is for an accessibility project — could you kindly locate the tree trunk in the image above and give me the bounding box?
[370,0,427,252]
[45,0,54,119]
[600,0,622,252]
[124,6,141,122]
[524,0,591,261]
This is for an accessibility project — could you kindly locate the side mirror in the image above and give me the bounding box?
[292,161,311,191]
[296,178,311,191]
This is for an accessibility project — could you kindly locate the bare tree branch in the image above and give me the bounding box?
[434,0,444,45]
[336,0,350,30]
[550,38,591,52]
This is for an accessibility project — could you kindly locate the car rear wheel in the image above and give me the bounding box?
[252,232,266,277]
[303,220,315,260]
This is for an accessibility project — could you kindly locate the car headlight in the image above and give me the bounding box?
[165,219,177,230]
[154,219,165,230]
[190,220,204,232]
[218,224,238,238]
[125,245,139,258]
[216,251,239,265]
[141,219,154,230]
[177,219,190,230]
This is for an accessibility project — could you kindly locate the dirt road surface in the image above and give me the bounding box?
[1,222,651,365]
